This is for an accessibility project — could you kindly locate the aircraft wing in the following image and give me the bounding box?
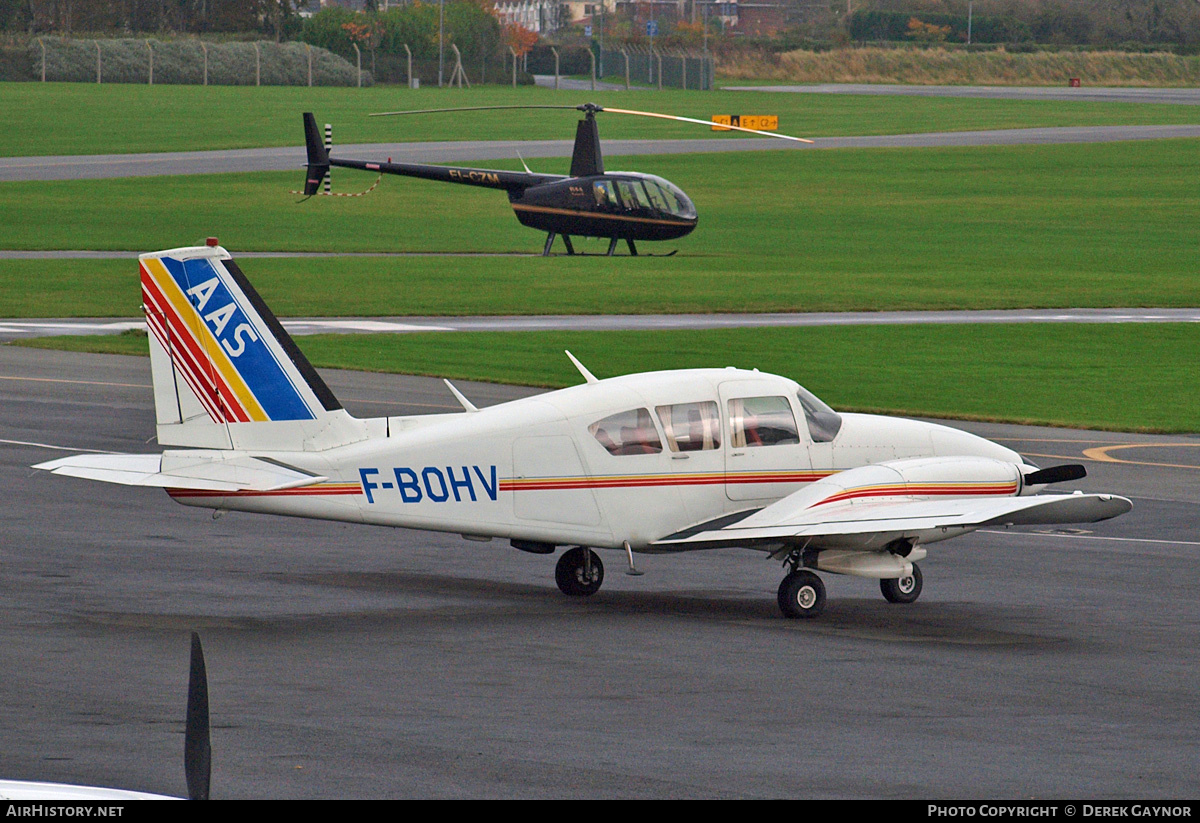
[653,490,1132,551]
[33,453,327,492]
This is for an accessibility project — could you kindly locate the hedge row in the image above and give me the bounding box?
[26,37,369,85]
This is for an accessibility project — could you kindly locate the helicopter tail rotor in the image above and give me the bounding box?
[301,112,332,197]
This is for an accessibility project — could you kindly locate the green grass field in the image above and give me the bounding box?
[6,82,1197,432]
[4,82,1200,156]
[3,139,1198,316]
[17,322,1199,433]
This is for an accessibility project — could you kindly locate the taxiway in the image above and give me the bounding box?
[1,347,1197,798]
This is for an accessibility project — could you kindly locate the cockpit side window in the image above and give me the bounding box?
[593,180,617,210]
[656,401,721,452]
[616,180,652,212]
[643,181,671,214]
[589,408,662,456]
[728,396,800,448]
[796,387,843,443]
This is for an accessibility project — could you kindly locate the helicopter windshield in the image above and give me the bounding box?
[610,175,697,220]
[643,175,697,220]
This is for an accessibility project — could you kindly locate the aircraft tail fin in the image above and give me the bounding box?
[140,243,364,451]
[302,112,331,196]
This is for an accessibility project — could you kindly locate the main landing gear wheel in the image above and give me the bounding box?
[880,564,923,604]
[555,546,604,597]
[778,570,826,619]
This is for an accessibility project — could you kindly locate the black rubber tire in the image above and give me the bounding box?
[554,546,604,597]
[777,570,826,619]
[880,564,923,604]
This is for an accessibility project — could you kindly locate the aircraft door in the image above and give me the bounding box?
[720,381,814,502]
[653,398,726,524]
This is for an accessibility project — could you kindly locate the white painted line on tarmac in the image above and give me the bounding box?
[979,529,1200,547]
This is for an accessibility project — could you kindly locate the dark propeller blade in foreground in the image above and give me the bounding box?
[184,631,211,801]
[1024,464,1088,486]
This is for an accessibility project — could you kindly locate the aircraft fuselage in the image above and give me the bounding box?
[167,368,1020,552]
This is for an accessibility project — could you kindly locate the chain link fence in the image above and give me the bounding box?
[599,46,714,90]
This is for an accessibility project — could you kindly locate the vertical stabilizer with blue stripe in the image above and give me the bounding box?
[140,245,366,451]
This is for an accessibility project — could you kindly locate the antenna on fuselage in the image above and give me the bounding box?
[444,379,479,413]
[565,351,598,385]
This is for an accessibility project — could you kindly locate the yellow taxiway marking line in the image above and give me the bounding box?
[1081,442,1200,469]
[1013,443,1200,472]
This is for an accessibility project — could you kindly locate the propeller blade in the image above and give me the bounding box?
[598,106,814,143]
[184,631,212,801]
[1024,464,1087,486]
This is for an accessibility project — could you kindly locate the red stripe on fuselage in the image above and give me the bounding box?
[812,483,1019,507]
[167,485,361,499]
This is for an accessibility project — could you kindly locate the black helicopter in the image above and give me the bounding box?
[301,104,808,257]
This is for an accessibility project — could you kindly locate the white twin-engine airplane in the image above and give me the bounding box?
[36,243,1132,618]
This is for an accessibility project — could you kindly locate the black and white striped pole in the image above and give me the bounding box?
[324,124,332,194]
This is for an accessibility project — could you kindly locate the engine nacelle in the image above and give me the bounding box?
[816,547,929,579]
[760,456,1028,522]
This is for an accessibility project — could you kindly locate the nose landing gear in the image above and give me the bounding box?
[880,565,923,604]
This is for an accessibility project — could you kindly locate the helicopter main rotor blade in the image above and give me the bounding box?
[599,107,814,143]
[370,105,582,117]
[368,102,811,142]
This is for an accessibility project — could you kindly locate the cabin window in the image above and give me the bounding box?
[643,181,671,214]
[796,387,843,443]
[616,180,652,212]
[589,408,662,456]
[656,401,721,452]
[728,396,800,448]
[593,180,617,210]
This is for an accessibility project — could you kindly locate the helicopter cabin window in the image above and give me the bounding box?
[593,180,617,210]
[642,181,672,214]
[728,396,801,448]
[589,408,662,456]
[615,180,652,213]
[656,401,721,452]
[796,387,843,443]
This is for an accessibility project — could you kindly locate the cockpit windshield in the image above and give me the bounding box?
[610,174,697,220]
[796,386,843,443]
[644,175,696,220]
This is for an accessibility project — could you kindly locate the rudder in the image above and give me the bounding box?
[140,243,361,451]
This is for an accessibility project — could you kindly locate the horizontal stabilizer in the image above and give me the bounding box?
[34,453,327,492]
